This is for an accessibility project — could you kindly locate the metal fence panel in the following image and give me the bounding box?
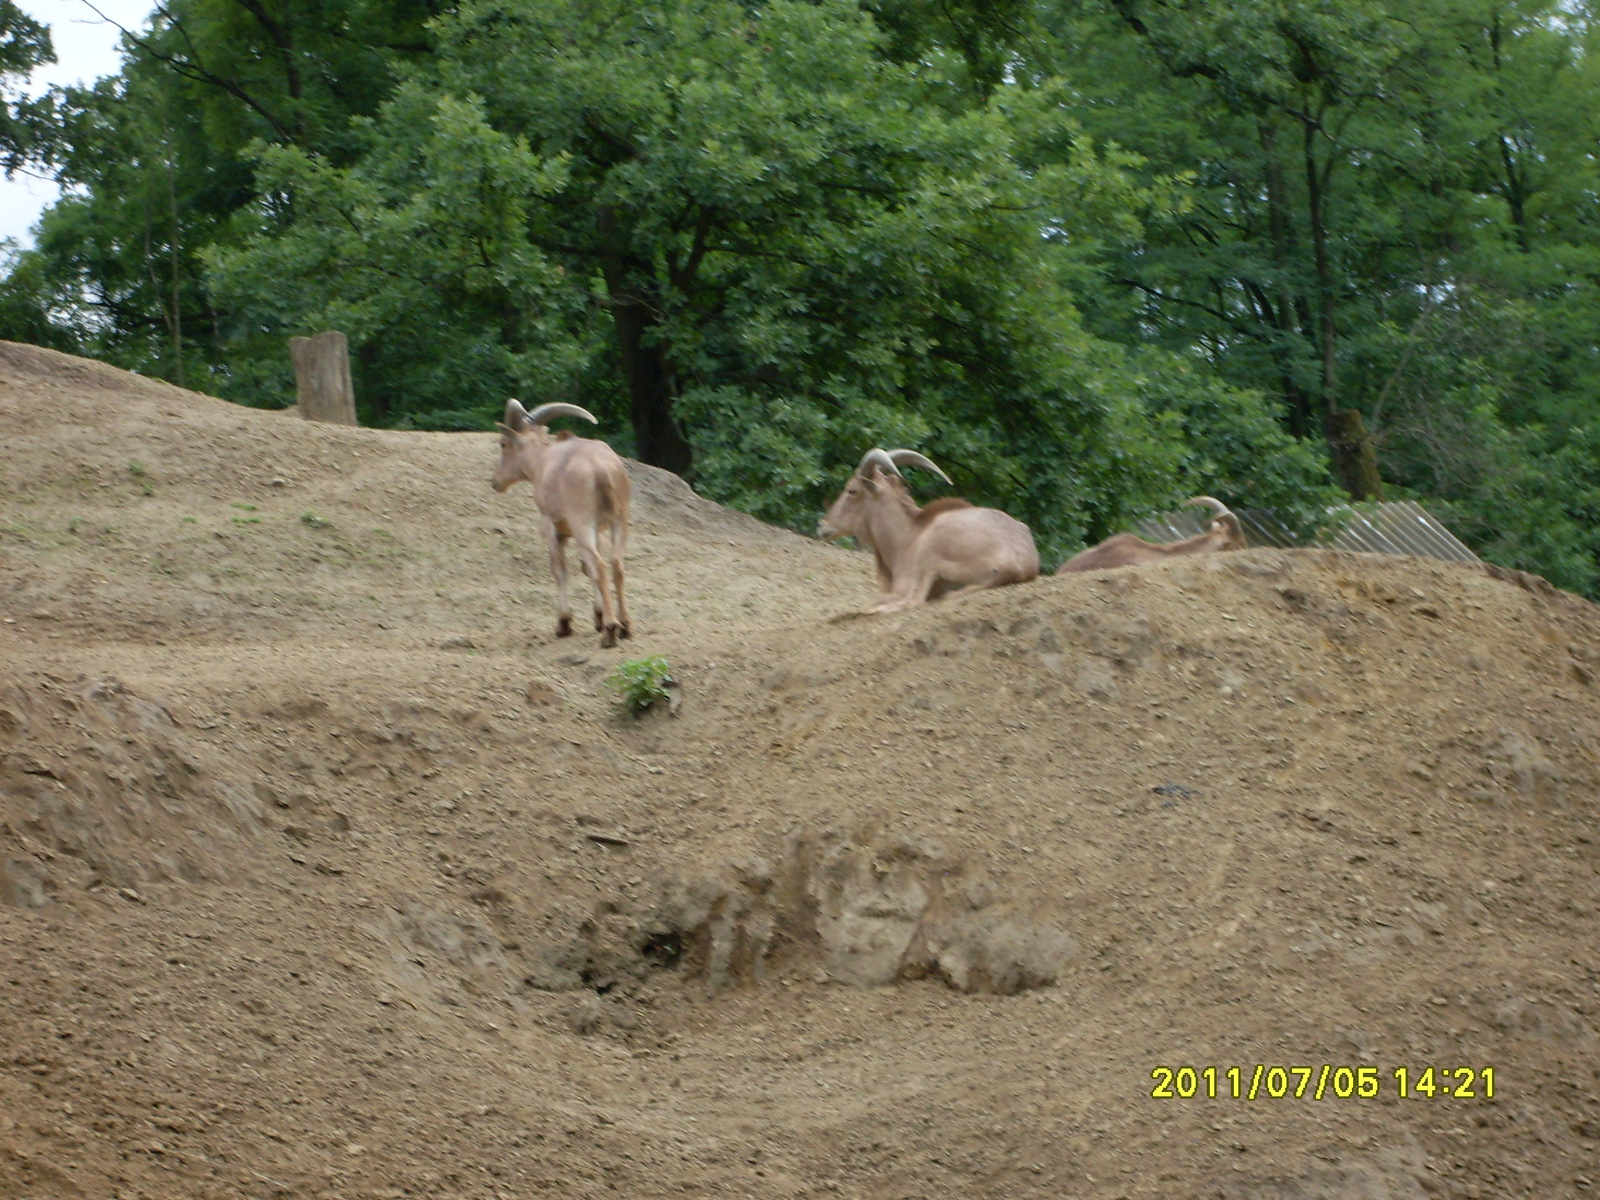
[1133,500,1478,564]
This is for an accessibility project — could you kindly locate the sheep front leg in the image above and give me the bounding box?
[868,569,936,614]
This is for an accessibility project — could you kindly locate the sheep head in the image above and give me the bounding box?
[491,399,600,492]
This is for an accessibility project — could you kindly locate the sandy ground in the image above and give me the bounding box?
[3,339,1599,1200]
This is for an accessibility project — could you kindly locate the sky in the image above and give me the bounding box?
[1,0,154,249]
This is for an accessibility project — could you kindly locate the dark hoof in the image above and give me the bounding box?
[556,616,573,638]
[594,609,605,632]
[600,626,618,649]
[618,623,632,640]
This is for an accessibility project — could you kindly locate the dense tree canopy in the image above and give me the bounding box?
[4,0,1600,586]
[0,0,442,385]
[1027,0,1600,589]
[0,0,52,172]
[0,0,56,345]
[205,0,1333,551]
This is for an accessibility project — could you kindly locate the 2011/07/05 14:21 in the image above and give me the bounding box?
[1149,1064,1497,1100]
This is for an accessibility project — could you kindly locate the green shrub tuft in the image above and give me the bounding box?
[605,657,676,716]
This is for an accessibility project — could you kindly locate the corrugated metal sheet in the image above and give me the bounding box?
[1133,500,1479,564]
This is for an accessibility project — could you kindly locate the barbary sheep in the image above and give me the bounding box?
[1055,497,1245,574]
[819,448,1039,612]
[491,400,631,647]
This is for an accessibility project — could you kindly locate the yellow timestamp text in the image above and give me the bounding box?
[1150,1065,1497,1101]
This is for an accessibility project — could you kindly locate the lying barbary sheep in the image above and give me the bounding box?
[1055,497,1245,574]
[819,448,1040,612]
[491,400,631,647]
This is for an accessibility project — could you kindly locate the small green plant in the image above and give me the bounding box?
[230,502,257,511]
[301,511,330,528]
[127,461,153,495]
[606,656,676,715]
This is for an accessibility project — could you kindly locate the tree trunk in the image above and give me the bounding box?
[1497,135,1529,251]
[1261,121,1311,437]
[610,296,694,477]
[165,125,184,389]
[290,331,359,425]
[1283,373,1313,441]
[1302,114,1338,420]
[1303,109,1369,496]
[595,205,694,476]
[1324,408,1383,500]
[1489,13,1529,252]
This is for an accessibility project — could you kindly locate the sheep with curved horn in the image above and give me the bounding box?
[819,447,1039,612]
[1055,496,1247,574]
[492,399,632,647]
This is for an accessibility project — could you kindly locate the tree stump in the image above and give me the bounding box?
[289,331,358,425]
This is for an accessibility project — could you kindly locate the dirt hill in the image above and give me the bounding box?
[3,339,1599,1200]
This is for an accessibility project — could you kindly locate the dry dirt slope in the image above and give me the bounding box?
[2,338,1600,1200]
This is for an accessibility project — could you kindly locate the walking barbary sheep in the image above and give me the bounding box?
[1055,496,1246,574]
[819,448,1040,612]
[491,399,632,647]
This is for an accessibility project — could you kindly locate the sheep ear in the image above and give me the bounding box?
[495,422,513,434]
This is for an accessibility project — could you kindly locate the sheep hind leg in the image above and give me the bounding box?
[573,532,619,648]
[934,569,1004,604]
[547,525,574,638]
[612,562,630,638]
[609,522,630,639]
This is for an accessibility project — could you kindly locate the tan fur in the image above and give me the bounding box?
[492,417,632,646]
[1056,498,1246,574]
[915,496,975,525]
[819,461,1038,613]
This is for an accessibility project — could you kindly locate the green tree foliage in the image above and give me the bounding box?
[205,88,585,426]
[204,0,1335,557]
[22,0,1600,587]
[0,1,65,349]
[862,0,1034,98]
[1031,0,1600,589]
[0,0,441,386]
[0,0,53,173]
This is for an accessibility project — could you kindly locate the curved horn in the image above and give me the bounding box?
[855,448,901,477]
[1185,495,1244,544]
[887,449,953,485]
[1183,496,1232,519]
[524,402,599,427]
[504,398,532,431]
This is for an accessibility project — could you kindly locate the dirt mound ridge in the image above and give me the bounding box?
[0,339,859,648]
[4,343,1600,1199]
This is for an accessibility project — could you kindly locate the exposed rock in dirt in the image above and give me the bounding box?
[521,827,1076,998]
[5,341,1600,1198]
